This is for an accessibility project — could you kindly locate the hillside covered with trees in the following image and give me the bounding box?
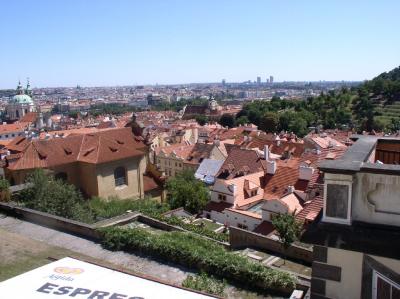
[235,66,400,136]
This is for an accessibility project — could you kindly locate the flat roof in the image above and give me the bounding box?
[0,257,215,299]
[319,135,400,174]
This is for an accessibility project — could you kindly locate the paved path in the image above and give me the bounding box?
[0,213,192,285]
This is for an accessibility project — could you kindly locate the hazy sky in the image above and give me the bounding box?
[1,0,399,88]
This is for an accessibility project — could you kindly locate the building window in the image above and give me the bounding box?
[373,271,400,299]
[250,190,257,197]
[322,180,352,225]
[114,167,127,186]
[237,223,248,230]
[326,184,349,218]
[218,194,227,201]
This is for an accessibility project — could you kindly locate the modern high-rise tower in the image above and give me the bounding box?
[269,75,274,83]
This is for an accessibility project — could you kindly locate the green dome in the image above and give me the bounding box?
[10,94,33,104]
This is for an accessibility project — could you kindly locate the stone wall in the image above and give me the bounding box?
[229,226,313,263]
[137,214,185,232]
[0,202,100,240]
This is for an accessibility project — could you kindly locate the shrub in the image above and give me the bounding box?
[182,272,225,296]
[156,215,228,242]
[88,196,169,220]
[100,227,296,293]
[0,178,10,202]
[17,169,95,223]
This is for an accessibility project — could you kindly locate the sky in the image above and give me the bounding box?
[1,0,399,88]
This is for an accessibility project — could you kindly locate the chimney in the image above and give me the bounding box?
[266,160,276,174]
[299,165,314,180]
[287,185,294,193]
[264,145,269,160]
[213,139,220,146]
[230,183,237,195]
[276,140,281,146]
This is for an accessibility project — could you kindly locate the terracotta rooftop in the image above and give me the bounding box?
[19,112,38,123]
[204,201,233,213]
[253,221,275,236]
[243,138,305,158]
[295,196,323,224]
[217,148,266,179]
[0,123,29,135]
[6,127,147,170]
[263,165,309,199]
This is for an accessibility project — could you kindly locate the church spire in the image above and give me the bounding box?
[26,77,32,96]
[16,80,24,95]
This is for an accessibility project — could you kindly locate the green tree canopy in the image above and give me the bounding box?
[195,114,209,126]
[218,113,236,128]
[272,213,302,263]
[165,170,209,214]
[259,112,279,133]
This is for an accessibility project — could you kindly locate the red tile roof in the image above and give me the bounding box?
[6,128,147,170]
[295,196,323,224]
[0,123,29,135]
[253,221,275,236]
[204,201,233,213]
[263,165,309,199]
[19,112,38,123]
[217,148,266,179]
[143,174,160,192]
[243,138,305,158]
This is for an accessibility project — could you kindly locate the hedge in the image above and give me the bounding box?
[99,227,296,293]
[150,214,229,243]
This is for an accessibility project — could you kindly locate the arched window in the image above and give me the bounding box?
[55,172,68,181]
[114,167,127,186]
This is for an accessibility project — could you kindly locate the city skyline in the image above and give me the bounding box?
[1,1,399,88]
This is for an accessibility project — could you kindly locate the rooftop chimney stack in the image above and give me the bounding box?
[287,185,295,193]
[299,164,314,180]
[264,145,269,161]
[266,160,277,175]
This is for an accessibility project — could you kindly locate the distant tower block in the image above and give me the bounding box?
[270,75,274,83]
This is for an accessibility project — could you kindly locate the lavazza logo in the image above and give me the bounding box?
[46,266,85,282]
[36,265,145,298]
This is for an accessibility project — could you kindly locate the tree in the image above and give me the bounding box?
[195,115,208,126]
[272,213,302,265]
[18,169,94,222]
[288,116,308,137]
[259,112,279,133]
[165,170,209,214]
[235,115,249,126]
[218,114,236,128]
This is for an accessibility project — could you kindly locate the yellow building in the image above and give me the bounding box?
[4,128,147,199]
[155,142,227,177]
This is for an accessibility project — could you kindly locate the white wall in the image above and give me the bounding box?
[210,180,235,204]
[224,209,262,230]
[352,172,400,227]
[262,199,288,221]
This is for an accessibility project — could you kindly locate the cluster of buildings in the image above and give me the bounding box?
[0,80,399,299]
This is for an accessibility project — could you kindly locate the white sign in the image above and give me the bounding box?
[0,257,215,299]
